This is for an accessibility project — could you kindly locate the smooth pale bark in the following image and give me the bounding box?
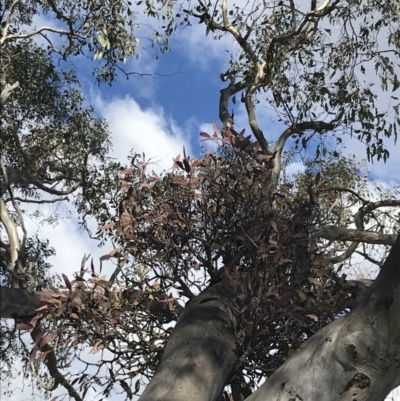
[246,232,400,401]
[138,280,237,401]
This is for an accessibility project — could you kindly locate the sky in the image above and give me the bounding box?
[2,2,400,400]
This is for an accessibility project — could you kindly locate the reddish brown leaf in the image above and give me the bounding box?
[16,323,33,331]
[120,167,135,175]
[98,222,116,231]
[212,121,218,136]
[62,274,72,291]
[30,345,38,362]
[40,333,55,347]
[34,330,47,346]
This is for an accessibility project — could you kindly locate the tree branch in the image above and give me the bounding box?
[244,85,271,153]
[312,198,400,263]
[0,81,19,109]
[311,226,397,246]
[220,0,259,64]
[30,325,83,401]
[3,196,69,204]
[0,198,20,272]
[0,286,43,318]
[1,27,86,46]
[270,120,335,190]
[219,79,249,128]
[0,0,21,45]
[246,233,400,401]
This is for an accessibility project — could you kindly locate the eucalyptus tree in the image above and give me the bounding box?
[1,1,400,401]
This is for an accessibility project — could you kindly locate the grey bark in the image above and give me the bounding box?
[245,232,400,401]
[0,286,43,319]
[138,280,238,401]
[137,233,400,401]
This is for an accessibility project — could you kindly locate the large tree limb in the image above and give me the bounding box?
[311,226,397,245]
[219,79,249,128]
[138,280,237,401]
[0,286,43,318]
[246,232,400,401]
[320,198,400,263]
[270,120,335,190]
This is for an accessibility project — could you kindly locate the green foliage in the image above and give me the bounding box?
[1,0,176,83]
[186,0,400,162]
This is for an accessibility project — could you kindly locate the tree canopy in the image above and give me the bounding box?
[1,1,400,401]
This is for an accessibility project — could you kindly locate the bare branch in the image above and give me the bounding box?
[311,227,397,246]
[4,196,69,204]
[0,198,20,272]
[318,186,369,204]
[313,198,400,263]
[355,250,383,268]
[220,0,259,64]
[270,120,335,190]
[1,27,86,46]
[0,0,21,45]
[219,79,249,128]
[33,180,80,196]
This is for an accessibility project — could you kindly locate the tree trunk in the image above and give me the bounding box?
[140,234,400,401]
[244,233,400,401]
[138,280,238,401]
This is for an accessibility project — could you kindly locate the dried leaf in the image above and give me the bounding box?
[34,330,47,346]
[30,346,38,362]
[40,333,55,347]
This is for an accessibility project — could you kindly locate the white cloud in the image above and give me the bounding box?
[174,24,235,71]
[95,95,191,173]
[341,134,400,185]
